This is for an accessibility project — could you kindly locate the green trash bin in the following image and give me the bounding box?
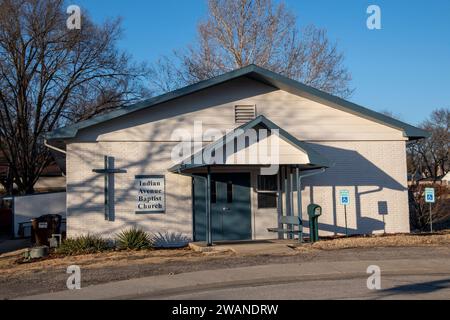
[307,204,322,243]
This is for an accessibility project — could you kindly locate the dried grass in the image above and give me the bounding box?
[0,247,216,278]
[304,231,450,251]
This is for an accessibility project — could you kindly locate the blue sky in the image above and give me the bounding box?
[75,0,450,126]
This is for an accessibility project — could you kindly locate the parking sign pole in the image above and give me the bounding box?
[430,202,433,233]
[425,188,435,233]
[344,205,348,237]
[340,190,350,237]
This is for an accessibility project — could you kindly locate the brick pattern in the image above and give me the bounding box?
[301,141,410,235]
[66,140,409,239]
[66,142,192,239]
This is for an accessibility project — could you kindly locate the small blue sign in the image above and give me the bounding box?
[425,188,435,203]
[340,190,350,206]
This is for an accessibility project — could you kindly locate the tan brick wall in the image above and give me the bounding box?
[66,140,410,239]
[66,142,192,239]
[302,140,410,236]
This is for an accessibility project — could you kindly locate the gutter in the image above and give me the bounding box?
[299,167,326,181]
[44,139,66,155]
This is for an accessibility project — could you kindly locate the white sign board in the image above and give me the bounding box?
[425,188,435,203]
[38,222,48,229]
[339,190,350,206]
[135,175,165,213]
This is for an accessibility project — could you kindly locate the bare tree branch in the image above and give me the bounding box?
[150,0,353,98]
[0,0,150,194]
[407,108,449,182]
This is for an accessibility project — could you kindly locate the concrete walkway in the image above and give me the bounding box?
[20,257,450,300]
[189,240,298,255]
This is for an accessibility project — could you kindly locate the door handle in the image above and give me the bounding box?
[222,207,231,211]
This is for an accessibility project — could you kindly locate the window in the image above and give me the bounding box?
[257,175,278,209]
[235,105,256,123]
[257,175,278,191]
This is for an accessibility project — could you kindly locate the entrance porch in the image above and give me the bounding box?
[169,115,331,246]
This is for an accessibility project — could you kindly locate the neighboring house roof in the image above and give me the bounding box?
[40,163,64,177]
[414,175,450,183]
[46,64,429,141]
[0,150,64,177]
[168,115,333,173]
[407,172,425,181]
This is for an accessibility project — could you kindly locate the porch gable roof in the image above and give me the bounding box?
[168,115,333,173]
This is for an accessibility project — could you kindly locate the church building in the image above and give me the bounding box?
[46,65,428,243]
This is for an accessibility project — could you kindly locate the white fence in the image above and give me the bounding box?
[13,192,66,237]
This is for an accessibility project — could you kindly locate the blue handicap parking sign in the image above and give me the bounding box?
[425,188,435,203]
[340,190,350,205]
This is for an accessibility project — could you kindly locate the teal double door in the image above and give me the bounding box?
[193,173,251,241]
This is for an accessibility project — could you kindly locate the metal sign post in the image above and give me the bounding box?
[424,188,435,232]
[339,190,350,236]
[344,205,348,236]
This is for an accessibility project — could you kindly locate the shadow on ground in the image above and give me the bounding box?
[380,278,450,297]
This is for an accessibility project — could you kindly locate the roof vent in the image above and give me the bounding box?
[235,105,256,123]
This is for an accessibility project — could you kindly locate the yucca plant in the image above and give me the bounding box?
[116,228,151,250]
[150,232,190,248]
[57,234,109,256]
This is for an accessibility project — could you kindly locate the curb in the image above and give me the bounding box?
[188,242,236,253]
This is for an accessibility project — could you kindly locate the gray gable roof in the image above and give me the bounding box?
[168,115,333,173]
[46,64,429,141]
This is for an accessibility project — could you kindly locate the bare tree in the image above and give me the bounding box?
[0,0,149,194]
[409,183,449,231]
[0,162,13,195]
[150,0,352,98]
[407,108,449,231]
[407,108,449,181]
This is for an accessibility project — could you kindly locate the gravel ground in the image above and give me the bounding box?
[1,233,449,299]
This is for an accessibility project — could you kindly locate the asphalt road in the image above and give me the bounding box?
[23,256,450,300]
[153,274,450,300]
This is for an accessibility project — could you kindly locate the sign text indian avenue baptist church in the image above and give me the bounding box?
[135,175,165,213]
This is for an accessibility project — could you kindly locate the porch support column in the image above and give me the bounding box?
[289,166,295,239]
[296,166,303,243]
[206,166,212,246]
[284,166,289,218]
[277,167,283,240]
[285,166,293,239]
